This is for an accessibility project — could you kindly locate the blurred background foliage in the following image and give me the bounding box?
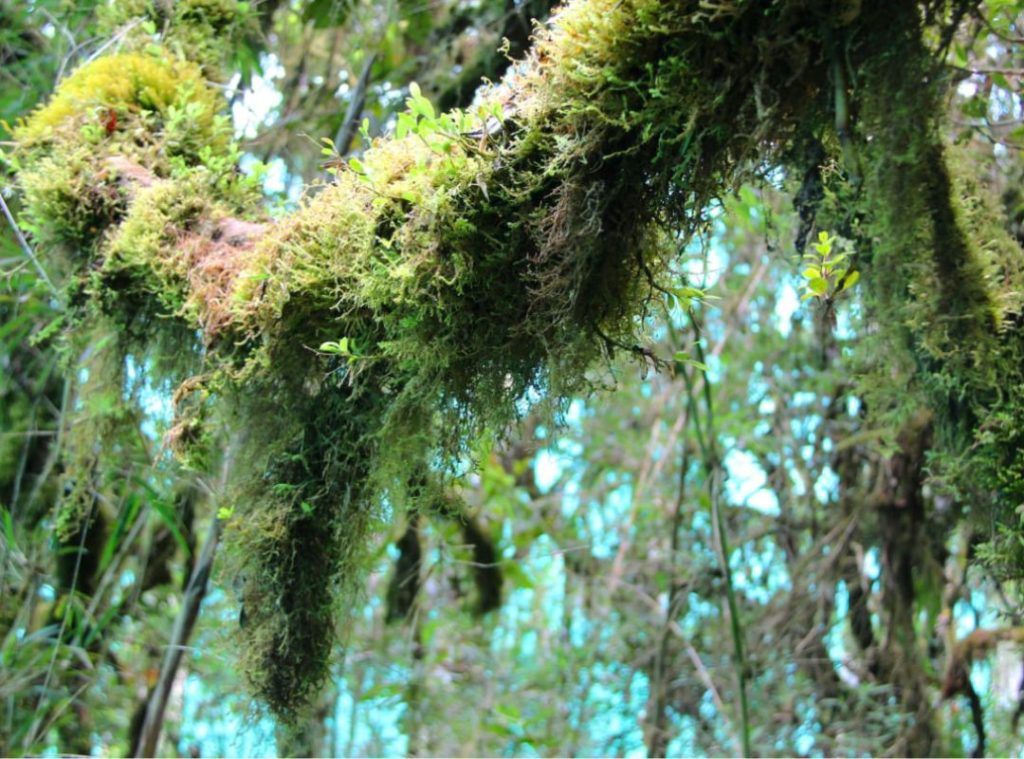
[2,0,1024,756]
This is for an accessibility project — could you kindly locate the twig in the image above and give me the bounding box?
[83,19,142,65]
[645,438,690,758]
[681,310,752,757]
[328,52,377,172]
[0,193,59,298]
[622,581,732,735]
[136,514,222,757]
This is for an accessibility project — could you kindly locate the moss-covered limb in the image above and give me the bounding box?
[839,2,1024,578]
[16,0,1012,718]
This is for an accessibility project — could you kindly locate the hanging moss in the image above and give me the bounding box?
[819,1,1024,583]
[56,318,145,539]
[19,0,1024,720]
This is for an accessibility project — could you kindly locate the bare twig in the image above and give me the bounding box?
[330,53,377,166]
[136,514,222,757]
[0,193,59,298]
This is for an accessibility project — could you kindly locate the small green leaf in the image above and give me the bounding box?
[217,506,234,520]
[671,285,705,300]
[396,116,409,139]
[674,351,708,371]
[840,270,860,291]
[1,505,15,549]
[808,277,829,295]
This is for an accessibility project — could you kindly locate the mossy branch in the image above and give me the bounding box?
[13,0,1024,720]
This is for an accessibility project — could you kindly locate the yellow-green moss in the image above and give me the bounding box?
[14,53,218,145]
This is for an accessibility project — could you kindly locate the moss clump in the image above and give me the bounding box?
[12,48,236,266]
[97,0,257,80]
[14,53,218,145]
[100,170,265,336]
[17,145,128,252]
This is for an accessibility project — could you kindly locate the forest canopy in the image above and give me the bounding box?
[2,0,1024,755]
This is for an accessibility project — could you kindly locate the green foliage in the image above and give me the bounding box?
[800,231,859,302]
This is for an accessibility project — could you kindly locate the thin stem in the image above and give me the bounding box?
[333,53,377,158]
[137,514,222,757]
[680,310,752,757]
[0,193,59,298]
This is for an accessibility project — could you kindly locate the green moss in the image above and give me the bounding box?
[12,47,234,273]
[101,174,225,319]
[18,146,128,252]
[97,0,257,80]
[14,53,217,145]
[21,0,1024,720]
[836,2,1024,583]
